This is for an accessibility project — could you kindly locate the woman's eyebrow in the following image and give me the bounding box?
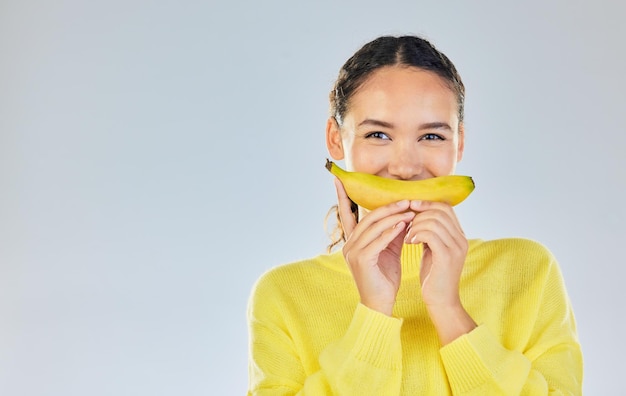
[357,119,394,128]
[358,119,452,131]
[419,122,452,131]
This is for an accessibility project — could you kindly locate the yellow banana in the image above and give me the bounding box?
[325,159,475,210]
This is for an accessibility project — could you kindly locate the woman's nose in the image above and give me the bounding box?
[387,149,422,180]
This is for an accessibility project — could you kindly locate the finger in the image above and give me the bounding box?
[357,199,412,227]
[348,200,414,246]
[406,218,469,271]
[351,210,415,251]
[410,201,464,233]
[407,201,465,241]
[334,178,357,237]
[406,226,452,252]
[357,219,410,260]
[406,221,466,256]
[407,213,462,246]
[405,214,465,253]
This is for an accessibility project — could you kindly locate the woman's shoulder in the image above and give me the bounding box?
[249,251,347,298]
[469,237,554,255]
[467,237,559,275]
[257,250,344,279]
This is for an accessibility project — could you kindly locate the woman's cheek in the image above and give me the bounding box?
[425,149,458,176]
[350,147,388,174]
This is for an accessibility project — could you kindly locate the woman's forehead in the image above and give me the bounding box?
[346,67,459,123]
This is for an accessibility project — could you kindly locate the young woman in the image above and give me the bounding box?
[247,35,583,395]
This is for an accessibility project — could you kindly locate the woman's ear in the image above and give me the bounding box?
[456,122,465,162]
[326,117,345,160]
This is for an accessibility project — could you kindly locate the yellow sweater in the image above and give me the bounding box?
[247,238,583,395]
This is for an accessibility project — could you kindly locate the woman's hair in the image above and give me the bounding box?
[325,35,465,252]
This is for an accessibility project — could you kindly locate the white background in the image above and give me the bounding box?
[1,0,625,394]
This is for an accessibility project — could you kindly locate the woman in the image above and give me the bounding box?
[247,35,583,395]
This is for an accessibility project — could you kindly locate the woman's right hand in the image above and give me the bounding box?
[335,178,415,316]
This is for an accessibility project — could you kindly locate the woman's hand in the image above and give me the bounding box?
[403,200,467,307]
[335,179,415,317]
[403,200,476,344]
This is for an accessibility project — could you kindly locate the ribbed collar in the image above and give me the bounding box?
[321,243,424,279]
[320,240,482,279]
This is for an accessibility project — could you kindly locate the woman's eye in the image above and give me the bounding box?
[365,131,390,140]
[420,133,445,141]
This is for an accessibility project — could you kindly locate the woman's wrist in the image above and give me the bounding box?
[361,297,395,317]
[426,302,477,346]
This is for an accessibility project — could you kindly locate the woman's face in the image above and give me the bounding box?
[327,66,464,181]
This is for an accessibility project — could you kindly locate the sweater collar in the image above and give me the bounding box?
[322,243,425,278]
[321,240,483,278]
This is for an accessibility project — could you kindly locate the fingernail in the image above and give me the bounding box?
[394,221,405,229]
[397,200,409,206]
[410,201,423,211]
[410,235,418,244]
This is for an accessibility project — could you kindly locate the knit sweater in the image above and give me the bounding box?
[247,238,583,395]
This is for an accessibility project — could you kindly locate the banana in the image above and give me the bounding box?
[325,159,475,210]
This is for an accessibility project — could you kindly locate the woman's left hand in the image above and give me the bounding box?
[403,200,476,344]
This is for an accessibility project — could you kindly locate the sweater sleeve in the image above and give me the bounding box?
[248,297,403,396]
[439,255,583,395]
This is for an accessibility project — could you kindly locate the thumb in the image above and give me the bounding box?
[334,178,357,237]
